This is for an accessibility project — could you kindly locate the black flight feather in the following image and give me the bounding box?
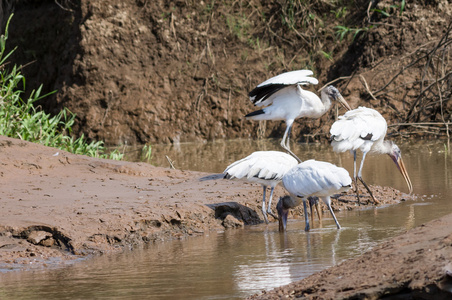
[249,83,287,105]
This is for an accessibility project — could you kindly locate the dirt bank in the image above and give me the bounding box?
[6,1,452,145]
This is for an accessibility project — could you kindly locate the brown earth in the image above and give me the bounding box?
[0,135,451,299]
[4,0,452,145]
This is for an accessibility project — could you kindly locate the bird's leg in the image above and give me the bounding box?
[314,199,322,222]
[303,199,310,231]
[309,196,315,224]
[281,123,302,163]
[324,196,341,229]
[357,152,380,205]
[358,177,380,205]
[308,196,322,223]
[261,186,269,224]
[266,187,278,220]
[281,122,292,151]
[353,150,361,205]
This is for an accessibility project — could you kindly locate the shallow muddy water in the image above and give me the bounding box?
[1,139,451,299]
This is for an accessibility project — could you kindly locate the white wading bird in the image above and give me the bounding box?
[330,106,413,205]
[246,70,352,161]
[277,159,352,232]
[223,151,298,224]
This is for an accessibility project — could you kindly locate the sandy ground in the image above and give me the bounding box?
[0,135,451,298]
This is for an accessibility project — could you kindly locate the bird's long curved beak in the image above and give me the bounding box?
[277,198,288,232]
[393,156,413,194]
[278,210,288,232]
[337,94,352,111]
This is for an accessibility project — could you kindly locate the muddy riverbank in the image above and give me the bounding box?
[1,135,451,299]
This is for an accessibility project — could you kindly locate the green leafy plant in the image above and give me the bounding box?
[371,0,406,18]
[141,144,152,161]
[371,8,391,17]
[226,14,250,41]
[281,0,297,30]
[331,7,347,19]
[320,50,333,61]
[335,25,369,41]
[400,0,406,15]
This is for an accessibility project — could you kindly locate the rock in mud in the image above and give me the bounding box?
[27,231,53,245]
[222,214,244,228]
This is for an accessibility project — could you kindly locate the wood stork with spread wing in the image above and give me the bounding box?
[246,70,352,161]
[223,151,298,224]
[277,159,352,231]
[330,106,413,205]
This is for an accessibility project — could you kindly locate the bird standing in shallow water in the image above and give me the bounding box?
[277,159,352,231]
[330,106,413,205]
[246,70,352,161]
[223,151,298,224]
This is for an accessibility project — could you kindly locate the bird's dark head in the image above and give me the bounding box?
[387,141,413,194]
[322,86,352,111]
[276,196,291,232]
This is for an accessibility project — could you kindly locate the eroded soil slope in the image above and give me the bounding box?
[6,0,451,145]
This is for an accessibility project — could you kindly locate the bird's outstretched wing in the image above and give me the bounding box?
[249,70,319,106]
[330,107,387,152]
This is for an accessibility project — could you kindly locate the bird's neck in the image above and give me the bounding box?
[320,91,332,112]
[371,139,392,154]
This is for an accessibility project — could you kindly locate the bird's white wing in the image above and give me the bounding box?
[282,160,351,197]
[249,70,318,106]
[330,107,387,152]
[257,70,318,87]
[224,151,298,181]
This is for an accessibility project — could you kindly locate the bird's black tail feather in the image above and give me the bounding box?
[245,109,265,118]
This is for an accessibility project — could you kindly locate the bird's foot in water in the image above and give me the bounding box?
[267,211,279,221]
[371,197,380,205]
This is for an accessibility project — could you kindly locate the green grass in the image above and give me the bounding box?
[334,25,370,41]
[226,13,251,42]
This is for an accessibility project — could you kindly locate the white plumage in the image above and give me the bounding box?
[223,151,298,224]
[277,160,352,231]
[246,70,352,161]
[330,107,413,204]
[330,107,387,154]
